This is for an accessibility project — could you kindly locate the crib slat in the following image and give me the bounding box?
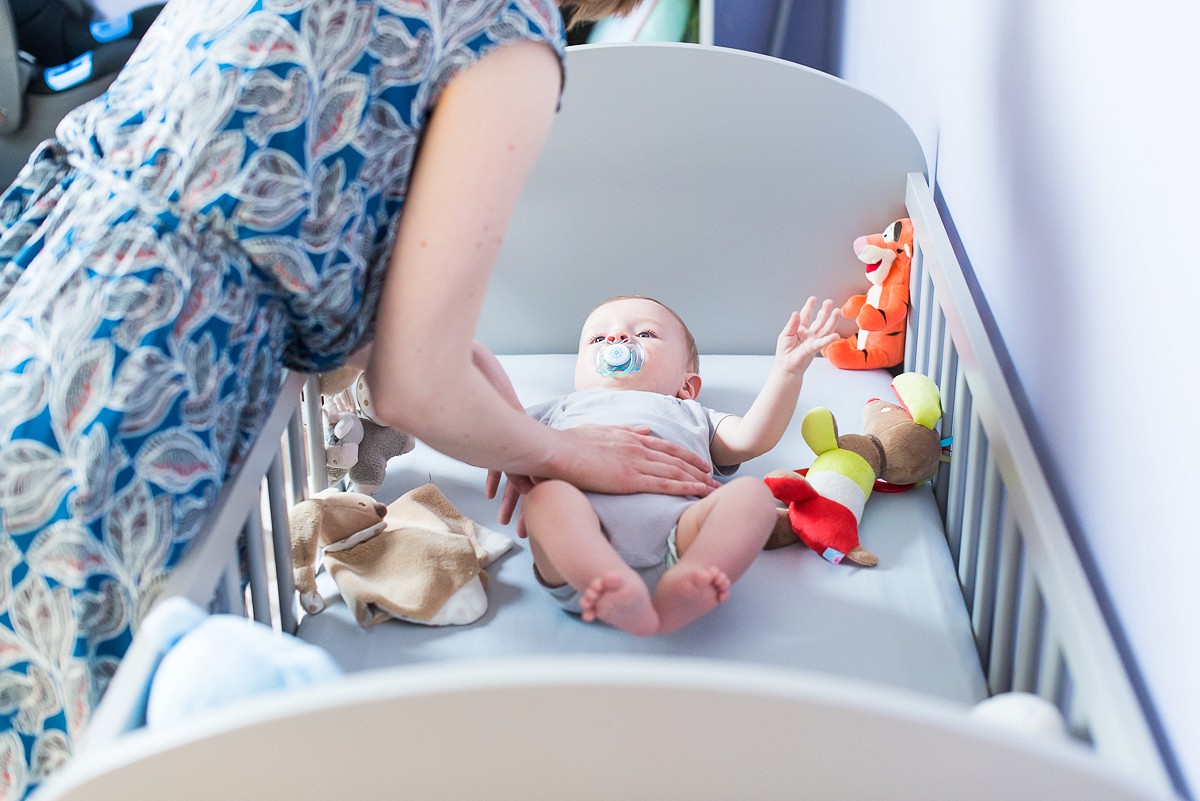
[937,314,956,412]
[987,511,1023,695]
[956,406,988,601]
[904,245,925,370]
[1037,619,1067,706]
[243,513,272,625]
[940,367,970,559]
[1068,682,1093,743]
[286,408,309,507]
[1013,574,1044,693]
[927,305,946,388]
[267,454,299,634]
[930,342,957,520]
[926,302,945,525]
[969,463,1003,661]
[915,265,936,376]
[303,374,328,495]
[220,549,245,617]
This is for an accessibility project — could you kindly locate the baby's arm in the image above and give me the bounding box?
[709,297,840,466]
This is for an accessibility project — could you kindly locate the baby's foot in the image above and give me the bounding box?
[653,565,731,634]
[579,571,658,636]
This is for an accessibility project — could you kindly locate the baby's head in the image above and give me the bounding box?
[574,296,701,399]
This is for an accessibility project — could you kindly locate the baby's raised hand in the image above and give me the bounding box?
[776,297,842,375]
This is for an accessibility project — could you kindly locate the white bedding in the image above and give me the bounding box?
[298,355,987,707]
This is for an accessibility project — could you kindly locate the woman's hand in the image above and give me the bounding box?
[486,468,534,529]
[485,423,719,531]
[552,424,719,496]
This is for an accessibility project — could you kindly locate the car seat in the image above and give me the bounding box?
[0,0,162,186]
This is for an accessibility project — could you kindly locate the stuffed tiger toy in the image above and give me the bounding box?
[823,218,914,370]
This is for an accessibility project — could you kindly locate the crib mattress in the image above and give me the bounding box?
[297,355,987,707]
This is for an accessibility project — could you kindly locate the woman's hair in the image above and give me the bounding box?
[595,294,700,372]
[559,0,645,28]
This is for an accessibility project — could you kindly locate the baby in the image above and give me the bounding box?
[519,295,840,635]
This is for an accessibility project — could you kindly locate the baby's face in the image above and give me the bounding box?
[573,298,698,398]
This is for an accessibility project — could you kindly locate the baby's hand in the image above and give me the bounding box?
[776,297,841,375]
[324,387,357,416]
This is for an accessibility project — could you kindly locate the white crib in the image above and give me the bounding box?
[35,43,1181,801]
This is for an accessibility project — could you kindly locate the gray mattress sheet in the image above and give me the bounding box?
[298,356,987,706]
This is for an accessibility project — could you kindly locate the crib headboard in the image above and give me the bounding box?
[479,43,927,355]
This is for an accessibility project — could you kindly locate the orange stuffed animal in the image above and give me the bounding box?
[823,218,914,370]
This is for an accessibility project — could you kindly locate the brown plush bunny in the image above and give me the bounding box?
[290,491,388,615]
[836,393,943,487]
[289,485,514,627]
[764,372,945,565]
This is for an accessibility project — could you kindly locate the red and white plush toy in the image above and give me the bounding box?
[823,218,915,370]
[764,372,944,566]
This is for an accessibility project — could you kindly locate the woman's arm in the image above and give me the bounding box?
[368,41,559,471]
[473,340,533,517]
[367,41,716,497]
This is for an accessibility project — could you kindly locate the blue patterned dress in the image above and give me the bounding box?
[0,1,564,795]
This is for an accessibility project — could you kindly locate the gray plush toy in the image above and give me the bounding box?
[320,367,415,496]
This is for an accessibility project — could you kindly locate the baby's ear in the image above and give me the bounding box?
[677,373,702,400]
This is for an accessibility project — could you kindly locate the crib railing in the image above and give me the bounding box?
[80,370,316,747]
[153,371,308,633]
[904,173,1173,796]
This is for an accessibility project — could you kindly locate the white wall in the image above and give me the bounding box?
[839,0,1200,795]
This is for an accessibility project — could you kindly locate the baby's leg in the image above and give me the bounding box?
[654,477,777,634]
[523,480,658,636]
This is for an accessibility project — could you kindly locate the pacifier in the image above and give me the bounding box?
[594,337,646,377]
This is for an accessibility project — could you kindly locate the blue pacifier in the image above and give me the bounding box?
[595,338,646,377]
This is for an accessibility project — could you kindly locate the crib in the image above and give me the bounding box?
[35,43,1181,801]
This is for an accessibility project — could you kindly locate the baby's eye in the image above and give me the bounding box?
[636,330,656,339]
[589,335,606,344]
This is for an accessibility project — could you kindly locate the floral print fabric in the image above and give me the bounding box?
[0,1,564,796]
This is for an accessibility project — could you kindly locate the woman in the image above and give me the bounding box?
[0,1,713,796]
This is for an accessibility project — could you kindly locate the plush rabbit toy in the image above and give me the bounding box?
[765,372,945,566]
